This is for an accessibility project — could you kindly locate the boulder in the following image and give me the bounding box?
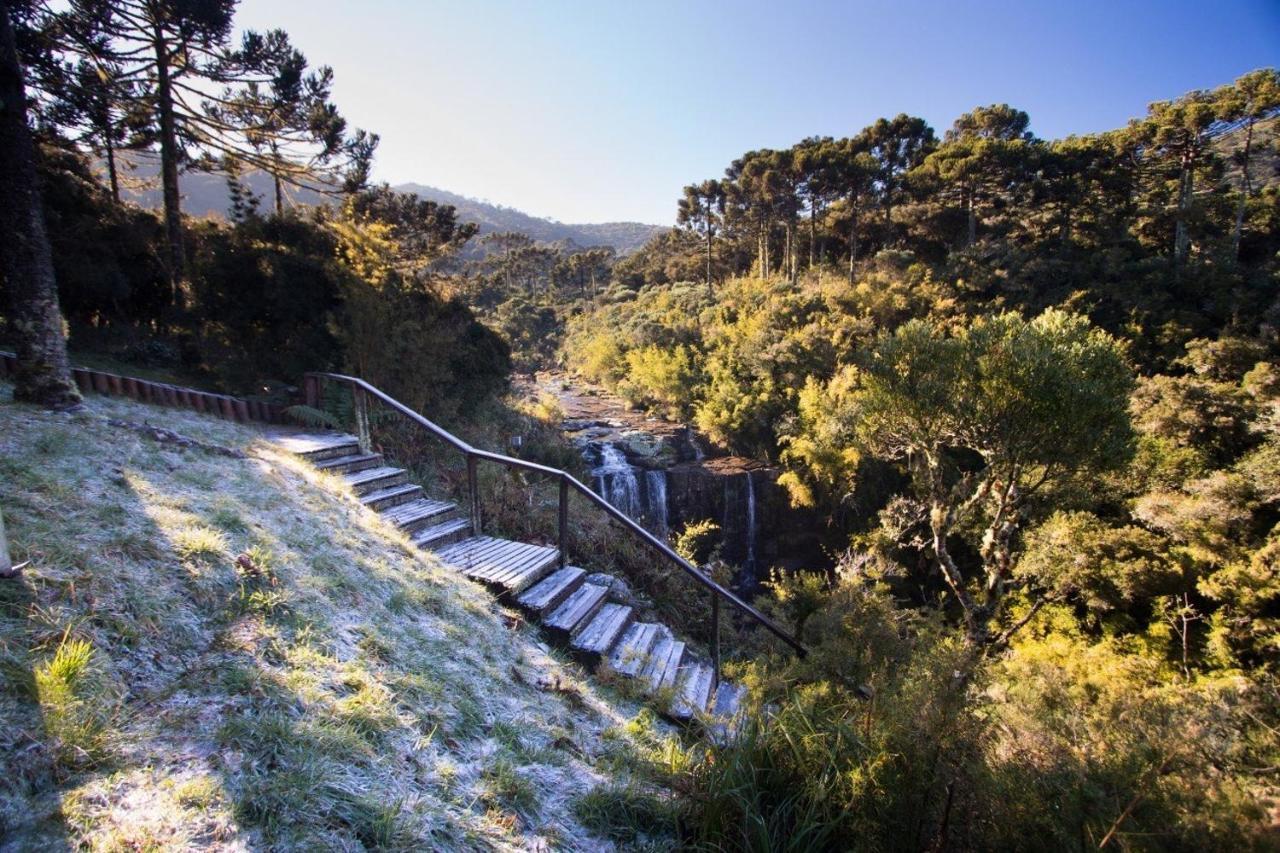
[585,572,647,609]
[619,431,680,469]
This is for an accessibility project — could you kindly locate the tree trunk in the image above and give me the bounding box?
[847,195,859,286]
[1174,154,1193,264]
[966,192,977,247]
[808,198,817,270]
[272,144,285,217]
[762,225,770,278]
[704,219,713,295]
[0,0,80,409]
[0,506,11,577]
[786,217,796,281]
[152,25,186,301]
[104,127,119,203]
[1231,118,1255,261]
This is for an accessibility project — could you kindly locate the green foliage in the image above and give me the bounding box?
[1018,511,1188,612]
[677,568,1279,850]
[672,519,722,564]
[33,634,118,770]
[572,784,680,848]
[619,344,698,418]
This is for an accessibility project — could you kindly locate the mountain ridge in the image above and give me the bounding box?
[105,153,666,254]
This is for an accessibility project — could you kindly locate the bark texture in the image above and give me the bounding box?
[0,0,80,408]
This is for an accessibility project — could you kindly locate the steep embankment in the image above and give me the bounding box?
[0,388,677,850]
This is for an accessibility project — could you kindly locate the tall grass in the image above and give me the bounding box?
[34,632,117,769]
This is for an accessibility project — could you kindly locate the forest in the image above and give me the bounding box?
[555,71,1280,850]
[0,0,1278,848]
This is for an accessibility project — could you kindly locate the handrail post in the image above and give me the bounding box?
[354,387,371,454]
[467,453,481,536]
[711,592,721,691]
[304,374,319,409]
[558,475,569,568]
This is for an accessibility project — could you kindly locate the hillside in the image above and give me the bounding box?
[107,154,666,255]
[392,184,667,254]
[1214,114,1280,192]
[0,387,682,850]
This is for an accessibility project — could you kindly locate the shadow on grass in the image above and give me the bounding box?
[0,574,73,852]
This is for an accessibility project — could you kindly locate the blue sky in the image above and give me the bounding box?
[235,0,1278,225]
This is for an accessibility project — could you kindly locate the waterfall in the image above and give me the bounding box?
[745,470,758,577]
[593,443,641,518]
[645,470,668,539]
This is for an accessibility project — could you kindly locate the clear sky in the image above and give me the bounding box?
[234,0,1278,226]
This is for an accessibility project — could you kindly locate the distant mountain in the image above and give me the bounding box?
[392,183,666,254]
[107,153,667,255]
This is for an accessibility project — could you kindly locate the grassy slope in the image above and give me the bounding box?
[0,386,676,851]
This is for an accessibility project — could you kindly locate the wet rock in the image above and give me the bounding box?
[562,418,609,432]
[618,431,680,469]
[585,572,645,608]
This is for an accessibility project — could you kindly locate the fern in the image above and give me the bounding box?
[284,404,341,429]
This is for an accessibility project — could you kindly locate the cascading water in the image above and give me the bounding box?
[594,443,641,517]
[744,470,758,577]
[645,470,669,539]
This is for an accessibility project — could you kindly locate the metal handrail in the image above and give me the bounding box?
[304,372,808,674]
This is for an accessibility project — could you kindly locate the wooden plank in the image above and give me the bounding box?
[273,432,360,456]
[359,483,422,509]
[671,663,715,719]
[610,623,660,677]
[546,583,608,634]
[468,542,537,581]
[455,541,519,577]
[344,465,407,490]
[486,545,556,585]
[448,540,522,576]
[412,518,471,549]
[487,544,558,586]
[380,498,453,528]
[495,554,555,591]
[433,536,490,562]
[440,536,510,566]
[517,566,586,616]
[573,603,634,656]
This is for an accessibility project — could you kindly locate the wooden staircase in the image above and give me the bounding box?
[275,431,746,727]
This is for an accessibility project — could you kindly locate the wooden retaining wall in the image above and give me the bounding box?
[0,351,287,425]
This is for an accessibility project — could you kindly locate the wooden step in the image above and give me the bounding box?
[344,466,408,495]
[545,582,609,636]
[412,517,472,550]
[670,662,715,720]
[609,623,661,678]
[314,452,384,474]
[359,482,423,511]
[380,497,456,533]
[641,637,685,694]
[571,603,634,657]
[516,566,586,618]
[273,432,360,461]
[712,681,746,719]
[572,602,634,656]
[435,537,559,594]
[707,681,748,743]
